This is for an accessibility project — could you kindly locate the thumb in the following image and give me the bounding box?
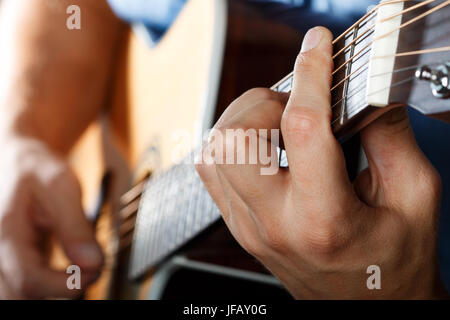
[361,107,420,173]
[37,166,103,271]
[360,107,435,203]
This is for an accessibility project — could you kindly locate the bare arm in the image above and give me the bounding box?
[0,0,124,299]
[0,0,123,153]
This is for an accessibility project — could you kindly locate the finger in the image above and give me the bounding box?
[196,150,232,222]
[0,237,95,299]
[214,88,289,130]
[359,107,441,209]
[216,101,287,209]
[281,27,355,213]
[35,167,103,271]
[195,153,267,258]
[216,169,270,258]
[32,264,98,299]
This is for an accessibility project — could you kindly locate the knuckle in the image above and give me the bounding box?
[419,165,442,207]
[244,87,277,101]
[257,99,285,116]
[241,236,265,259]
[426,167,442,198]
[302,223,348,256]
[261,227,289,254]
[281,107,321,143]
[295,50,333,75]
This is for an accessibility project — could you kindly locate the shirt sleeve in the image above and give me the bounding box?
[107,0,187,45]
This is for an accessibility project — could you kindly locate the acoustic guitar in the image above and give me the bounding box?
[65,0,450,299]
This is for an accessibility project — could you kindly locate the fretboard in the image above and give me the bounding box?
[271,8,378,141]
[129,152,221,279]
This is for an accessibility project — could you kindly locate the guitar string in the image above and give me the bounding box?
[332,0,435,60]
[331,49,372,92]
[330,76,417,127]
[331,78,368,110]
[332,0,450,76]
[333,49,450,105]
[330,64,420,111]
[330,62,431,111]
[334,0,449,75]
[332,46,450,124]
[271,0,444,92]
[272,1,382,90]
[271,43,373,92]
[276,50,447,110]
[333,53,450,123]
[372,46,450,59]
[331,44,450,95]
[329,0,425,92]
[333,0,413,44]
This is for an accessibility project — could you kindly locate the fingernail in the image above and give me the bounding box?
[301,28,322,53]
[73,244,102,267]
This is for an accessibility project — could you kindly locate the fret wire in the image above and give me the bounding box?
[332,0,412,45]
[333,24,376,60]
[331,51,372,92]
[331,76,368,110]
[331,62,425,111]
[272,0,379,91]
[334,81,370,118]
[333,10,376,45]
[331,76,416,126]
[332,0,449,77]
[273,0,442,93]
[333,0,436,60]
[339,24,361,125]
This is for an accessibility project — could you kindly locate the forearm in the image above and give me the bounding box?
[0,0,124,154]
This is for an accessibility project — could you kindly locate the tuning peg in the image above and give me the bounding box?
[415,62,450,99]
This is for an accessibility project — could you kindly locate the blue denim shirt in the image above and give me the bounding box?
[107,0,450,291]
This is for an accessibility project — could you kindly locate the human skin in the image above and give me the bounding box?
[196,27,448,299]
[0,0,123,299]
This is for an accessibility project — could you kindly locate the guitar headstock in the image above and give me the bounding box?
[387,0,450,115]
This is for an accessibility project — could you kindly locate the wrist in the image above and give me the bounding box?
[0,110,64,154]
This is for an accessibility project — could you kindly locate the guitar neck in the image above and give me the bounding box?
[273,0,450,141]
[129,152,221,279]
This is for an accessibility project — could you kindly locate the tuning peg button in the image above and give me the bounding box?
[415,62,450,99]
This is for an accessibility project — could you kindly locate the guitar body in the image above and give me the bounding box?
[67,0,450,300]
[68,0,306,299]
